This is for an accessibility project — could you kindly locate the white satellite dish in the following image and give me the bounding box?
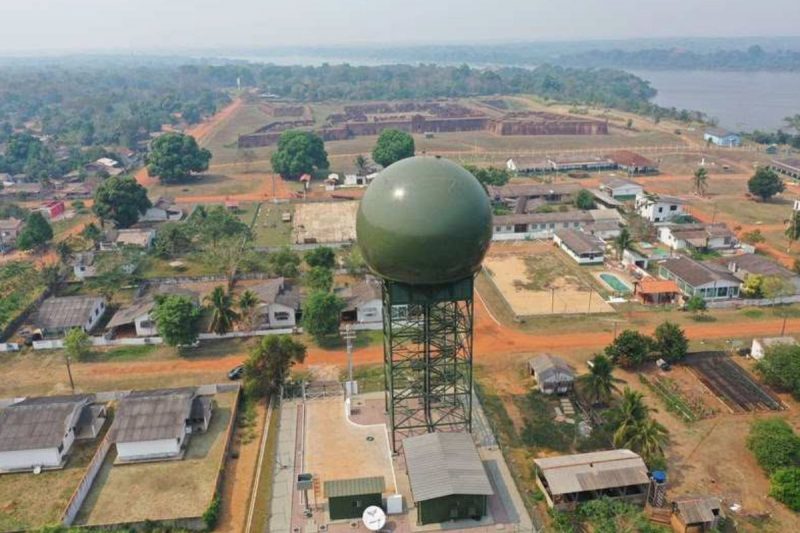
[362,505,386,531]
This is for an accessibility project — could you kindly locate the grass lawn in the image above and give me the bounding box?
[0,262,46,333]
[0,434,100,532]
[137,254,225,279]
[341,364,384,393]
[77,391,236,525]
[235,202,294,247]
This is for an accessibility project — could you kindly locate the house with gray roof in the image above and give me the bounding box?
[724,253,800,294]
[553,229,605,264]
[528,354,576,394]
[34,296,107,336]
[249,278,301,329]
[106,297,158,337]
[337,275,382,324]
[534,449,650,511]
[403,431,493,525]
[658,256,741,300]
[113,387,213,463]
[672,496,723,532]
[0,394,106,472]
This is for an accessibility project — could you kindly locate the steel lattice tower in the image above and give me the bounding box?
[381,279,474,451]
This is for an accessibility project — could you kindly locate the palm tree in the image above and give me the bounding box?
[238,289,259,329]
[205,285,239,335]
[580,354,623,406]
[618,418,669,466]
[693,167,709,197]
[354,154,370,176]
[611,387,652,447]
[614,228,633,260]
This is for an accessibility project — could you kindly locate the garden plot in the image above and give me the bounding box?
[482,244,613,316]
[687,354,785,413]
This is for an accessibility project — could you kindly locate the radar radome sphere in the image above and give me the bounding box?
[356,156,492,285]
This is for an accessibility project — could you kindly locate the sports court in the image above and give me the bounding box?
[293,201,358,244]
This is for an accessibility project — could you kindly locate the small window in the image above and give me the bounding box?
[670,205,678,211]
[274,311,290,321]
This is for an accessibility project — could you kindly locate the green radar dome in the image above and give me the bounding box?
[356,155,492,285]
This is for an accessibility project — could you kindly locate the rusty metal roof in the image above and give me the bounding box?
[534,449,649,495]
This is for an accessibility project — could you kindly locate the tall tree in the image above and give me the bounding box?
[305,246,336,269]
[653,321,688,363]
[16,212,53,250]
[605,330,652,368]
[270,130,328,180]
[693,167,709,196]
[63,328,92,362]
[92,175,152,228]
[151,295,202,347]
[614,228,633,260]
[580,354,622,406]
[372,129,415,168]
[238,289,259,329]
[574,189,596,210]
[147,132,211,183]
[302,291,345,342]
[354,154,370,176]
[244,335,307,398]
[268,247,301,277]
[305,266,333,293]
[205,286,239,335]
[748,167,785,201]
[621,418,670,467]
[463,165,511,187]
[610,387,653,447]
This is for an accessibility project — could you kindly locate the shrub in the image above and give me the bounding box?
[604,330,653,368]
[770,467,800,511]
[755,343,800,399]
[747,418,800,474]
[202,495,221,530]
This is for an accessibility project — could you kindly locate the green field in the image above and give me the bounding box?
[236,202,294,247]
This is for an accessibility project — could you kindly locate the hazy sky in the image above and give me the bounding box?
[1,0,799,53]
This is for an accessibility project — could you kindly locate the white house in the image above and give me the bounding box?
[528,354,575,395]
[0,394,105,472]
[751,336,797,360]
[250,278,301,329]
[493,209,622,241]
[114,388,213,463]
[106,297,158,337]
[600,177,643,200]
[99,228,156,251]
[658,256,741,300]
[553,229,605,265]
[34,296,107,336]
[338,276,383,324]
[704,128,741,147]
[657,224,736,251]
[635,193,686,223]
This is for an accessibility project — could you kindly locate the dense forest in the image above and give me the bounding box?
[556,45,800,71]
[0,61,704,181]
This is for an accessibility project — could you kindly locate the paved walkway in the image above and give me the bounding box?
[268,401,298,533]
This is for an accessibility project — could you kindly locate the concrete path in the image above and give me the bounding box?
[267,401,298,533]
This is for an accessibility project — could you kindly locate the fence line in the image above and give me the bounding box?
[61,428,115,526]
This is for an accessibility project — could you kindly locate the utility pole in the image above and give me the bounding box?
[342,324,356,398]
[551,287,555,314]
[781,314,788,336]
[65,354,75,392]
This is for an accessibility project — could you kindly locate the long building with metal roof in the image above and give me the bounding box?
[534,449,650,511]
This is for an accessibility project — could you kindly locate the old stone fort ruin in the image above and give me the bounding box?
[237,100,609,148]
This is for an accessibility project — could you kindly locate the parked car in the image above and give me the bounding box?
[656,358,671,371]
[228,365,244,380]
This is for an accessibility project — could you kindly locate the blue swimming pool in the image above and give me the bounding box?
[599,273,632,294]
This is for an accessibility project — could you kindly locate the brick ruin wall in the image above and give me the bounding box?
[238,104,608,147]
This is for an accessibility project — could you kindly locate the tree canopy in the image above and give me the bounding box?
[151,295,202,347]
[305,266,333,293]
[653,321,688,363]
[92,175,152,228]
[302,291,344,341]
[270,130,329,179]
[756,343,800,399]
[574,189,596,210]
[604,330,652,368]
[372,129,415,168]
[747,418,800,474]
[748,167,785,201]
[305,246,336,269]
[244,335,307,398]
[147,132,211,183]
[63,328,92,362]
[16,212,53,250]
[463,165,510,188]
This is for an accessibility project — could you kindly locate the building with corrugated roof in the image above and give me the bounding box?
[553,228,606,264]
[671,495,723,532]
[113,388,213,463]
[528,354,575,394]
[34,296,107,336]
[403,432,493,525]
[534,449,650,511]
[323,476,385,520]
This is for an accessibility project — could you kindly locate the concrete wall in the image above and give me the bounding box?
[0,446,62,471]
[117,438,181,462]
[356,298,382,323]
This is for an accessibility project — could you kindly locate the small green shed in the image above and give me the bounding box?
[323,476,385,520]
[403,432,494,525]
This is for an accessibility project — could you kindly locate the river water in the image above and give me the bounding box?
[630,70,800,132]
